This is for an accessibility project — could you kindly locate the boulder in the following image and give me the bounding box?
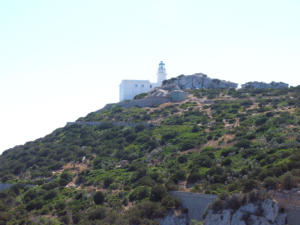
[170,90,186,102]
[162,74,238,90]
[157,211,188,225]
[204,209,231,225]
[274,213,287,225]
[231,210,246,225]
[248,215,271,225]
[203,199,287,225]
[241,81,289,89]
[262,199,278,223]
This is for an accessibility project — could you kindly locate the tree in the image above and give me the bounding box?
[150,185,167,202]
[94,191,105,205]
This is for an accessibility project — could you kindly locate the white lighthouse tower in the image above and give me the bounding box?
[157,61,167,85]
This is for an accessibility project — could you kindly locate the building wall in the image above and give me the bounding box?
[119,80,157,101]
[170,191,217,223]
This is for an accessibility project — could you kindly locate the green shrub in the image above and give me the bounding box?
[129,186,150,202]
[150,185,167,202]
[263,177,277,190]
[282,173,296,190]
[88,207,106,220]
[94,191,105,205]
[58,171,73,186]
[243,179,258,193]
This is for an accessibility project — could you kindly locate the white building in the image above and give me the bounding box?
[119,61,167,101]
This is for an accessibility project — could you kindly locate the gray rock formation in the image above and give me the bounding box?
[157,211,188,225]
[241,81,289,89]
[170,191,218,223]
[204,199,287,225]
[205,209,231,225]
[170,90,186,102]
[162,73,238,90]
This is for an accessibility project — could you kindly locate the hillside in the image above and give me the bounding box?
[0,81,300,224]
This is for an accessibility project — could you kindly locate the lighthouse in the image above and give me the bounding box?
[157,61,167,85]
[119,61,167,101]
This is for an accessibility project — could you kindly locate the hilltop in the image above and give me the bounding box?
[0,74,299,225]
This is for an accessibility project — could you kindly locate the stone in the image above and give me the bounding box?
[240,203,258,214]
[262,199,278,223]
[241,81,289,89]
[204,209,231,225]
[157,211,188,225]
[202,199,287,225]
[274,213,287,225]
[231,210,246,225]
[248,215,271,225]
[170,90,186,102]
[170,191,217,223]
[162,73,238,90]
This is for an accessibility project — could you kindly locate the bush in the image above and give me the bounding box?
[194,155,213,168]
[150,185,167,202]
[187,171,202,184]
[129,186,150,202]
[263,177,277,190]
[162,195,175,208]
[222,158,232,166]
[243,179,258,193]
[88,207,106,220]
[94,191,105,205]
[212,199,225,212]
[235,139,251,149]
[103,177,114,188]
[282,173,296,190]
[26,200,43,211]
[59,171,73,186]
[43,190,57,200]
[171,169,186,183]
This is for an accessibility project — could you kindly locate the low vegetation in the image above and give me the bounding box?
[0,86,300,224]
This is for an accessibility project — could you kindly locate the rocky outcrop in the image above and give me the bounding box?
[205,209,231,225]
[241,81,289,89]
[170,191,218,223]
[204,199,287,225]
[157,210,188,225]
[161,73,238,90]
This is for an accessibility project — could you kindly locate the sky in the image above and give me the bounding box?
[0,0,299,154]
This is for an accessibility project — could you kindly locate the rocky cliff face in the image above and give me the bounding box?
[161,73,238,90]
[241,81,289,89]
[157,211,188,225]
[204,199,287,225]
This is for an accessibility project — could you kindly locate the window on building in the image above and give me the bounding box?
[150,85,152,88]
[141,84,144,88]
[135,84,138,87]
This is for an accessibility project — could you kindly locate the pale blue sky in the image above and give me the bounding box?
[0,0,299,153]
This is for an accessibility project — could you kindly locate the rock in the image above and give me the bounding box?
[274,213,287,225]
[149,88,169,97]
[204,209,231,225]
[157,211,188,225]
[248,215,271,225]
[241,81,289,89]
[262,199,278,223]
[231,203,258,225]
[240,203,258,214]
[231,210,246,225]
[162,73,238,90]
[170,90,186,102]
[203,199,287,225]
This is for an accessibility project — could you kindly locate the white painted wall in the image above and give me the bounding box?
[119,61,167,101]
[119,80,154,101]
